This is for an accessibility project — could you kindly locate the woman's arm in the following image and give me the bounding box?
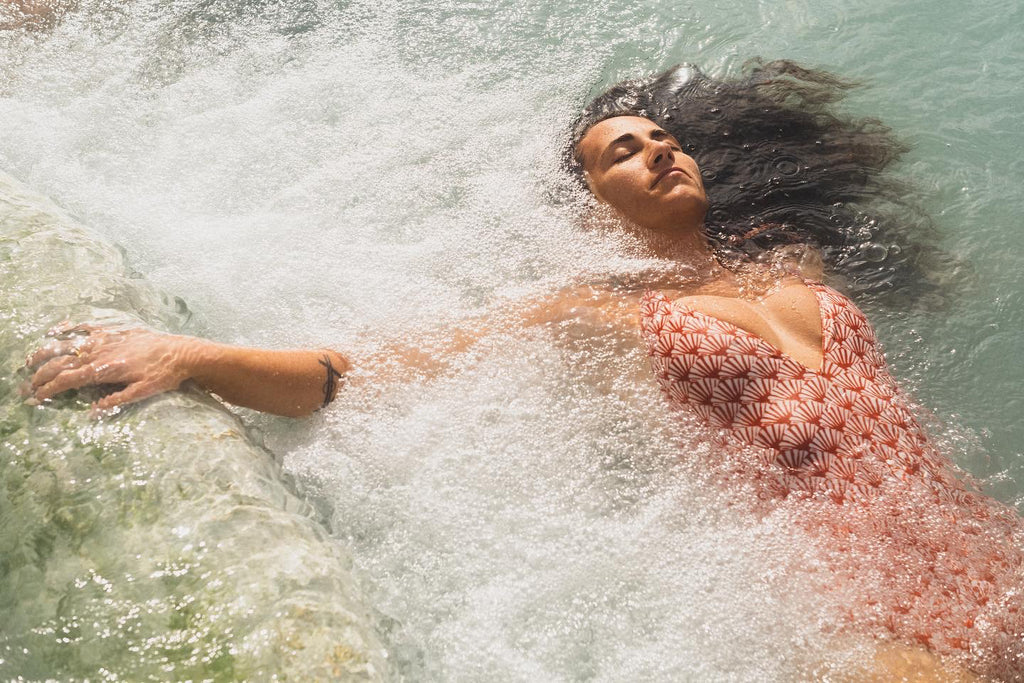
[349,285,636,382]
[26,285,630,417]
[27,324,348,418]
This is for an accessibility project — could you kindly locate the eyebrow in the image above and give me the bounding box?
[601,129,675,159]
[607,132,637,148]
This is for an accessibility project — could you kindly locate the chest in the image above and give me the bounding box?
[673,282,825,372]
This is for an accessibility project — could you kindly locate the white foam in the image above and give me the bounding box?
[0,1,918,677]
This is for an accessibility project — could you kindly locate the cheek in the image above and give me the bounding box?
[691,165,709,198]
[596,171,648,213]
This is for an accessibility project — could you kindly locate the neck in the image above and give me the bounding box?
[634,221,719,271]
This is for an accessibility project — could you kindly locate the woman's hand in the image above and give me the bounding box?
[26,323,199,412]
[26,322,352,418]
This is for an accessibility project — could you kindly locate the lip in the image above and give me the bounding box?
[651,167,686,189]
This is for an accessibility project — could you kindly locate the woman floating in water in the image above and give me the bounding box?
[25,60,1023,678]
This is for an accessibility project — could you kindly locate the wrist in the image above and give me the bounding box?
[174,336,224,386]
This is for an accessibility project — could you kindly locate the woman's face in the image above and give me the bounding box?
[576,116,708,233]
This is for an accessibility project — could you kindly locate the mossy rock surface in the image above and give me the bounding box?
[0,171,387,681]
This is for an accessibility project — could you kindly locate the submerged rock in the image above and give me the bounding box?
[0,171,387,681]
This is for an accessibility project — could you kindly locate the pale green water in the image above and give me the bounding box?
[0,0,1022,679]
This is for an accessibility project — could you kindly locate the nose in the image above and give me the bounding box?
[647,138,674,167]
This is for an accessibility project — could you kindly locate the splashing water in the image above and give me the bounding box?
[1,0,1023,679]
[0,171,386,679]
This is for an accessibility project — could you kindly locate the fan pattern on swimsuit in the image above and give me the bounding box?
[639,282,1024,676]
[640,282,951,503]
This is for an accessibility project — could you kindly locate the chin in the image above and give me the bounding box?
[664,196,708,225]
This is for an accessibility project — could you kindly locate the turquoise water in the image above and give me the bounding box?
[1,0,1022,679]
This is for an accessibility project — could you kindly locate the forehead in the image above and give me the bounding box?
[577,115,663,166]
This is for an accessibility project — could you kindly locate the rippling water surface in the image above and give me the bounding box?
[1,0,1022,679]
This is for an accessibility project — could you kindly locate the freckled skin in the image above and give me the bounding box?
[576,116,709,235]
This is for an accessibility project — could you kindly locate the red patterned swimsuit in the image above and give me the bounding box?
[640,282,1024,677]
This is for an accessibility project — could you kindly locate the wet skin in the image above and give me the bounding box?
[576,116,709,236]
[24,116,823,412]
[577,116,825,372]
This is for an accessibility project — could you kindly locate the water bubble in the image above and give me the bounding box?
[774,156,800,176]
[862,243,888,262]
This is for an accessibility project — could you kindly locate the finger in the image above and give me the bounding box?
[31,354,83,388]
[19,380,33,398]
[46,320,73,336]
[33,364,99,401]
[93,381,164,413]
[47,321,99,337]
[27,339,82,367]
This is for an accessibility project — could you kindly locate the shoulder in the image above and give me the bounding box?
[520,283,642,330]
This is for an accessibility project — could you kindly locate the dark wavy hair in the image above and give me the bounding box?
[565,59,963,304]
